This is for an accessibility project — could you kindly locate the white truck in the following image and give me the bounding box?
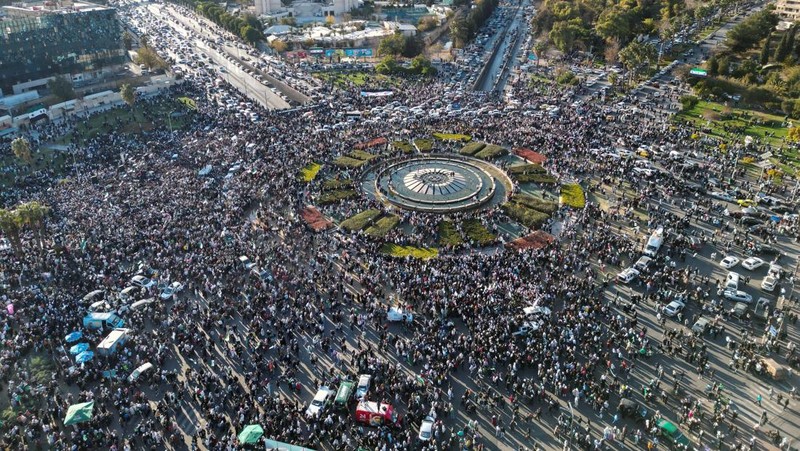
[644,227,664,257]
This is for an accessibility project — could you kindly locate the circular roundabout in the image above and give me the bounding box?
[367,155,511,213]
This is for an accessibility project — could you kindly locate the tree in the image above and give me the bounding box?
[135,46,168,70]
[15,201,50,250]
[11,137,32,165]
[726,9,778,52]
[619,41,656,83]
[375,56,399,74]
[48,76,75,102]
[0,209,23,256]
[120,83,135,106]
[240,25,262,45]
[417,16,438,32]
[788,126,800,142]
[707,54,719,76]
[604,37,621,66]
[122,31,133,51]
[608,72,619,85]
[140,34,149,49]
[595,6,633,44]
[402,36,424,58]
[378,32,406,57]
[549,19,586,53]
[270,40,288,53]
[760,35,771,66]
[774,32,790,62]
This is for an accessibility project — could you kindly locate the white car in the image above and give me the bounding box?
[386,307,413,323]
[512,321,541,337]
[130,275,156,289]
[761,275,778,292]
[159,281,185,300]
[419,416,435,441]
[723,289,753,303]
[305,387,333,418]
[741,257,764,270]
[719,256,740,269]
[616,268,640,284]
[663,300,685,317]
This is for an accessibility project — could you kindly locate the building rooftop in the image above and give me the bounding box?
[1,1,112,18]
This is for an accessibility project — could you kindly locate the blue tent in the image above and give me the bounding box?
[69,343,89,355]
[75,351,94,363]
[65,331,83,343]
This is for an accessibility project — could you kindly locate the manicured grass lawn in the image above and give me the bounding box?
[393,141,415,154]
[318,189,357,205]
[674,100,789,148]
[314,72,401,88]
[364,214,400,238]
[323,178,354,190]
[0,146,69,187]
[380,243,438,259]
[432,132,472,142]
[475,144,508,160]
[414,138,434,152]
[297,162,323,182]
[460,142,486,156]
[340,209,381,231]
[333,156,368,168]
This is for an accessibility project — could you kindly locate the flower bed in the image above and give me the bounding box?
[460,142,486,156]
[560,183,586,209]
[513,148,547,164]
[463,219,496,246]
[506,230,555,251]
[432,133,472,142]
[475,144,508,160]
[297,162,322,182]
[438,220,463,247]
[323,178,354,190]
[502,201,551,229]
[300,206,333,232]
[318,189,357,205]
[380,243,438,259]
[393,141,415,154]
[365,214,400,238]
[340,209,381,231]
[414,138,434,152]
[355,137,388,150]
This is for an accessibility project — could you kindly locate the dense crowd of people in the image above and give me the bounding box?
[1,23,799,451]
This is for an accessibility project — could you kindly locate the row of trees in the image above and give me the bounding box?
[377,32,424,58]
[195,2,263,45]
[375,55,437,76]
[0,201,51,255]
[725,8,778,52]
[449,0,499,48]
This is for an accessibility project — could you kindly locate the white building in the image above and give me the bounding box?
[255,0,282,15]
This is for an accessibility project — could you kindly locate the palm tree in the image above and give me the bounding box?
[15,201,50,250]
[11,137,32,165]
[0,208,23,256]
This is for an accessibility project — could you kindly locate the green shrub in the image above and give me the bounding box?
[334,156,369,168]
[462,219,496,246]
[365,215,400,237]
[502,202,551,229]
[514,173,558,184]
[30,355,55,385]
[318,189,357,205]
[380,243,438,259]
[460,142,486,156]
[438,220,463,247]
[510,195,558,214]
[393,141,415,153]
[297,162,322,182]
[323,178,354,190]
[680,95,699,111]
[508,164,547,174]
[432,132,472,142]
[475,144,508,160]
[340,209,381,231]
[556,69,577,85]
[560,183,586,208]
[414,138,434,152]
[349,149,377,161]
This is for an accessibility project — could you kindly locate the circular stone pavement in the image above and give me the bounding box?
[368,156,510,213]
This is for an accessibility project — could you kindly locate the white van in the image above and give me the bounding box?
[725,272,740,291]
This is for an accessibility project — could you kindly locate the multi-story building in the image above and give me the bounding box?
[0,1,126,94]
[777,0,800,22]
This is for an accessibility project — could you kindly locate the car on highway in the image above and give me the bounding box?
[741,257,764,270]
[737,199,756,207]
[305,387,333,418]
[356,374,371,400]
[616,268,640,284]
[761,275,778,292]
[719,256,740,269]
[723,289,753,303]
[708,191,735,202]
[663,300,685,317]
[159,281,184,300]
[130,275,156,289]
[691,317,710,334]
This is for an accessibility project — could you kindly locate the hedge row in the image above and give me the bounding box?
[463,219,496,245]
[318,189,357,205]
[510,195,558,214]
[334,156,368,168]
[340,209,381,231]
[514,173,558,184]
[323,178,354,190]
[380,243,438,259]
[438,220,463,247]
[560,183,586,209]
[365,215,400,238]
[502,202,551,230]
[460,142,486,156]
[508,164,547,175]
[432,133,472,142]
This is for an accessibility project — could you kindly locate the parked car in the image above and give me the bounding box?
[663,300,685,317]
[719,256,740,269]
[159,281,184,300]
[761,275,778,292]
[692,317,710,334]
[723,289,753,303]
[741,257,764,270]
[305,387,333,418]
[616,268,640,284]
[386,307,413,323]
[130,275,156,289]
[356,374,371,400]
[418,416,435,441]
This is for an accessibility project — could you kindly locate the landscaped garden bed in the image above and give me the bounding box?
[380,243,438,259]
[560,183,586,208]
[438,220,463,247]
[355,137,388,150]
[501,194,557,230]
[432,132,472,142]
[334,150,378,168]
[340,209,381,231]
[297,162,322,182]
[318,189,357,205]
[511,195,558,214]
[393,141,415,154]
[507,164,557,184]
[300,206,333,232]
[513,148,547,164]
[414,138,434,152]
[474,144,509,160]
[323,178,354,190]
[460,142,486,156]
[365,214,400,238]
[506,230,555,251]
[462,219,496,245]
